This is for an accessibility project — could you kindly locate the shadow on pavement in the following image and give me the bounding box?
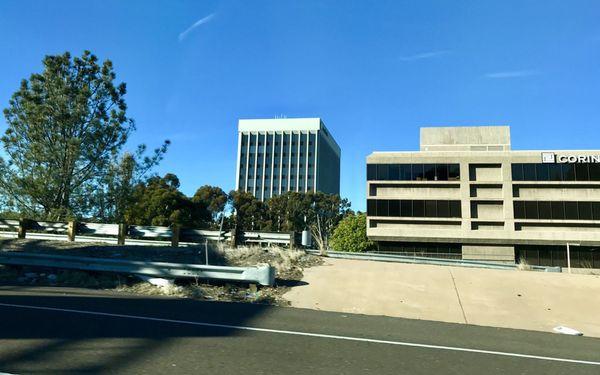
[0,288,272,373]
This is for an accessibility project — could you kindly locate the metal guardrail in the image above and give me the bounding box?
[306,250,562,273]
[0,217,291,247]
[129,225,173,239]
[0,232,201,247]
[0,252,276,286]
[78,222,119,236]
[0,219,19,231]
[182,229,229,242]
[242,231,291,245]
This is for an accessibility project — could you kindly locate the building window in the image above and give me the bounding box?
[514,200,600,220]
[523,164,536,180]
[367,199,461,218]
[512,163,600,182]
[424,164,436,181]
[538,201,552,219]
[565,202,578,220]
[552,201,564,219]
[511,163,530,181]
[435,164,449,181]
[536,164,550,181]
[576,164,590,181]
[590,164,600,180]
[389,165,399,180]
[367,164,460,181]
[376,200,388,216]
[524,201,538,219]
[437,200,450,217]
[412,164,425,180]
[367,165,376,180]
[425,200,437,217]
[549,164,562,180]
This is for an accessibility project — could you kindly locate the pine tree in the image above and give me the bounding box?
[0,51,167,220]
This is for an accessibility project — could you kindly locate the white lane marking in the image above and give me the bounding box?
[0,302,598,366]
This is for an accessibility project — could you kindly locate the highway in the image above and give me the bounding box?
[0,286,598,374]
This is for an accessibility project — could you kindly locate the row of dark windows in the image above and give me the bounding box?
[241,164,314,169]
[246,187,314,192]
[512,163,600,181]
[242,141,314,147]
[375,242,462,259]
[240,174,312,181]
[513,201,600,220]
[516,245,600,268]
[242,152,313,158]
[245,183,306,189]
[367,164,460,181]
[367,199,462,218]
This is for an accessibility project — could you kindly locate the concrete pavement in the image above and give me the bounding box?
[0,286,599,374]
[284,258,600,337]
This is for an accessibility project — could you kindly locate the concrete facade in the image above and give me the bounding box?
[236,118,340,201]
[366,126,600,265]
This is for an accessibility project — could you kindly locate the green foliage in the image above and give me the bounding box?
[265,191,350,231]
[0,211,21,220]
[124,174,203,227]
[266,192,307,232]
[229,190,267,231]
[120,181,231,229]
[0,51,168,221]
[192,185,228,222]
[94,142,170,223]
[330,213,374,253]
[227,190,351,250]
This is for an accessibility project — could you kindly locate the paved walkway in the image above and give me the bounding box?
[284,258,600,337]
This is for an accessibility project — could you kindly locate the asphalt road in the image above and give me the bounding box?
[0,286,598,374]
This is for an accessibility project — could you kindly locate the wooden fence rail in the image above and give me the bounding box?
[0,218,293,248]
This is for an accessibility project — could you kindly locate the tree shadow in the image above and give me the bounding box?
[0,288,273,373]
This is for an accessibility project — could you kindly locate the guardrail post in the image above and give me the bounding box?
[229,230,237,249]
[117,223,127,245]
[67,221,76,242]
[289,231,296,249]
[18,219,27,239]
[230,227,238,248]
[171,225,180,248]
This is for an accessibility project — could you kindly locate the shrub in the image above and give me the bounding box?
[329,213,374,252]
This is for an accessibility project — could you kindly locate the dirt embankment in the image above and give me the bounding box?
[0,239,322,306]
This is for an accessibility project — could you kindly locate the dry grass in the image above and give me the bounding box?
[0,242,323,306]
[516,259,532,271]
[215,244,320,279]
[116,282,189,298]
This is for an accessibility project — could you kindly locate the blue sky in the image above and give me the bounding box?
[1,0,599,212]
